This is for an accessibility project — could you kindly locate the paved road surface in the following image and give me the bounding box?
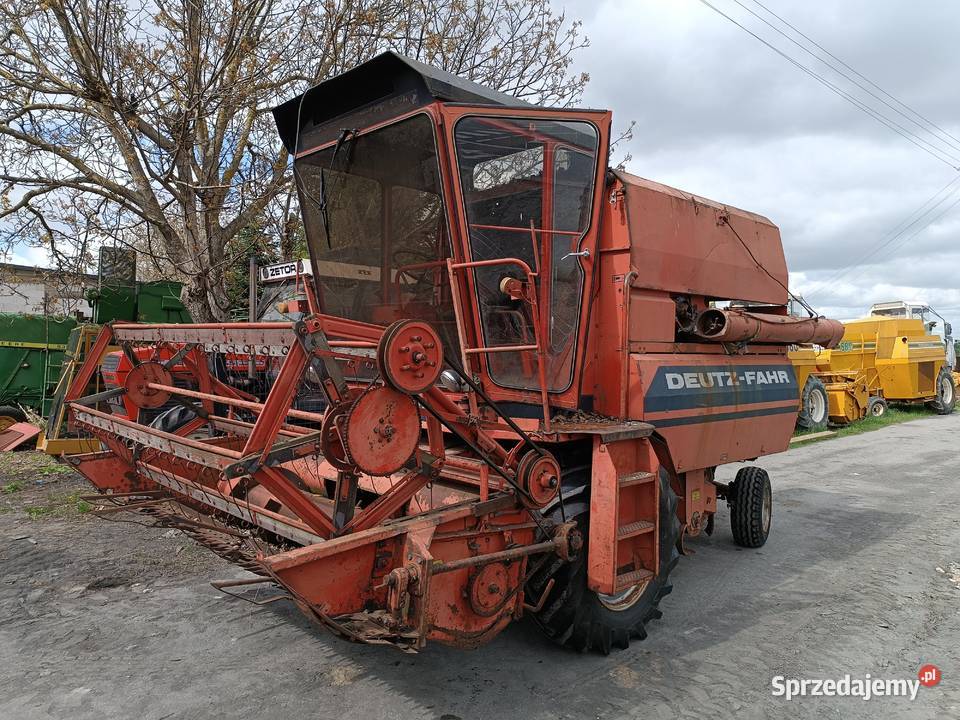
[2,414,958,719]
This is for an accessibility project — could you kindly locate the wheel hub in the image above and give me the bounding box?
[809,388,826,423]
[941,376,954,405]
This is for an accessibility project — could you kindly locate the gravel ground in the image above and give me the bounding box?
[1,414,958,719]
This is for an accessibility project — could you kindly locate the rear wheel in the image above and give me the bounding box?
[796,376,828,430]
[526,460,680,654]
[0,405,26,432]
[926,368,956,415]
[729,466,771,548]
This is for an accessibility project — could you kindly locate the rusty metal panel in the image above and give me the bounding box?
[615,170,788,304]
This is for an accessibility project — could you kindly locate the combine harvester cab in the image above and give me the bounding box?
[63,53,842,652]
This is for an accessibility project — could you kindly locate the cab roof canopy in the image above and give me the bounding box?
[273,52,529,154]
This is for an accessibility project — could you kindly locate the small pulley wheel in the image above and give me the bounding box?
[344,386,421,476]
[468,562,511,617]
[123,361,173,409]
[377,320,444,394]
[516,449,561,507]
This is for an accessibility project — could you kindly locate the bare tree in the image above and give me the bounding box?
[0,0,589,321]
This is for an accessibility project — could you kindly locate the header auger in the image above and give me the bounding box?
[63,52,841,653]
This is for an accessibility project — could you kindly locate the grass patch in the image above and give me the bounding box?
[36,464,75,476]
[830,405,932,437]
[2,481,24,494]
[23,491,92,520]
[794,404,944,443]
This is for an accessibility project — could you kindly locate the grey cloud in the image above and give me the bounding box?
[561,0,960,328]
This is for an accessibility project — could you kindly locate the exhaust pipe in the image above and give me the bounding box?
[694,308,844,348]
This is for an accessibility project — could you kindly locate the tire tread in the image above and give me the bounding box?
[730,466,770,548]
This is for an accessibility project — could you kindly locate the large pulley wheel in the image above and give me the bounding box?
[343,386,421,476]
[123,361,173,409]
[378,319,443,394]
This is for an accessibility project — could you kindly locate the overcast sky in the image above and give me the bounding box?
[563,0,960,331]
[8,1,957,331]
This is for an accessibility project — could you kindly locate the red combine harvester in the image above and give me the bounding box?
[64,53,841,652]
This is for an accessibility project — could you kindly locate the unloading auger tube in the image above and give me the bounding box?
[694,308,845,347]
[63,316,580,652]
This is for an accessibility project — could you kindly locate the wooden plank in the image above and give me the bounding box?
[790,430,836,444]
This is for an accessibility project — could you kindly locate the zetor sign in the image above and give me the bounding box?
[259,260,311,283]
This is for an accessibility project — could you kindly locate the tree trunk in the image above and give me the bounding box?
[180,265,231,323]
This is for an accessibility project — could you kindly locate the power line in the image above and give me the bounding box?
[694,0,960,169]
[804,176,960,298]
[692,1,960,306]
[747,0,960,154]
[731,0,960,156]
[803,174,960,296]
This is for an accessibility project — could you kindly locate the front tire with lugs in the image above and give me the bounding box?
[526,463,681,654]
[729,466,771,548]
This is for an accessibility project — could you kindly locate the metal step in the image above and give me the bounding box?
[617,520,655,540]
[618,471,655,488]
[614,568,654,592]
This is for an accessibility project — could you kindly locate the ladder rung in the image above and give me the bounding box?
[618,471,655,488]
[617,520,655,540]
[614,568,654,592]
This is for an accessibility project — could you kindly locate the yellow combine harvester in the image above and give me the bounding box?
[792,301,955,429]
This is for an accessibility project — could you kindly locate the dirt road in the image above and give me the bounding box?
[2,414,958,719]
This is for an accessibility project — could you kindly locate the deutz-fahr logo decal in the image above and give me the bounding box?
[644,364,798,413]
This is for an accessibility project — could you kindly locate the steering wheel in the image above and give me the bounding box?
[392,248,444,296]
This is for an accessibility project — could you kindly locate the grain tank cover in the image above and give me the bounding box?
[273,51,528,154]
[614,170,788,304]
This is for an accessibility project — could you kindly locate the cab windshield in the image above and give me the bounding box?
[294,114,457,356]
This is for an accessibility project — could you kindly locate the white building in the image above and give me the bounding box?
[0,262,96,317]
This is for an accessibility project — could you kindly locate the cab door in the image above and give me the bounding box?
[439,105,612,411]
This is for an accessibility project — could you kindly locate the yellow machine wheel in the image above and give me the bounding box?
[797,376,828,431]
[867,397,888,418]
[926,368,956,415]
